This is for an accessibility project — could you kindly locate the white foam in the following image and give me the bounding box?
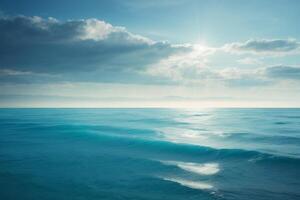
[163,177,213,190]
[163,161,220,175]
[160,128,208,141]
[157,127,225,148]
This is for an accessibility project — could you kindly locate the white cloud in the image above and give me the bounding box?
[79,19,116,41]
[146,45,216,82]
[237,57,263,65]
[0,69,33,76]
[79,18,154,44]
[224,39,300,55]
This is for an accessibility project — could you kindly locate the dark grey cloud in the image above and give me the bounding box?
[265,66,300,79]
[225,39,300,54]
[0,15,190,83]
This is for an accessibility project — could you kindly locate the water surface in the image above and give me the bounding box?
[0,108,299,200]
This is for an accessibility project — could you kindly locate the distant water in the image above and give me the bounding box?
[0,108,300,200]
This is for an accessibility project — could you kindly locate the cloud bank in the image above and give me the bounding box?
[0,15,299,87]
[0,15,190,83]
[224,39,300,55]
[265,66,300,79]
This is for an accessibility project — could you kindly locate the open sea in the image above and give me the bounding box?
[0,108,299,200]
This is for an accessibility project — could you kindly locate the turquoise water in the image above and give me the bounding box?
[0,108,299,200]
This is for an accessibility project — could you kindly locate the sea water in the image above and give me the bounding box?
[0,108,299,200]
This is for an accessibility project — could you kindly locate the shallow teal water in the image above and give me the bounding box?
[0,108,299,200]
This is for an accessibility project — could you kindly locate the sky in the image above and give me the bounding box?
[0,0,300,107]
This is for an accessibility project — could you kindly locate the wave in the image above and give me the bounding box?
[226,132,300,145]
[161,161,220,175]
[191,114,211,117]
[162,177,213,190]
[14,121,300,163]
[274,121,290,125]
[278,115,300,119]
[20,123,157,137]
[74,129,300,164]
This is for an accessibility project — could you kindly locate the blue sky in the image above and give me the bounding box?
[0,0,300,107]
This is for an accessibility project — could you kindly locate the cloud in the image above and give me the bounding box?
[0,69,33,76]
[148,56,270,87]
[0,15,190,83]
[265,65,300,79]
[237,57,262,65]
[224,39,300,55]
[0,68,61,84]
[146,45,216,82]
[1,15,299,88]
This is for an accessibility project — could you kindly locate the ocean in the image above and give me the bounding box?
[0,108,299,200]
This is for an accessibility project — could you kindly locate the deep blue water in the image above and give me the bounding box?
[0,108,300,200]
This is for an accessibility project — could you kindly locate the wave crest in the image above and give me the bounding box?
[162,161,220,175]
[163,177,213,190]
